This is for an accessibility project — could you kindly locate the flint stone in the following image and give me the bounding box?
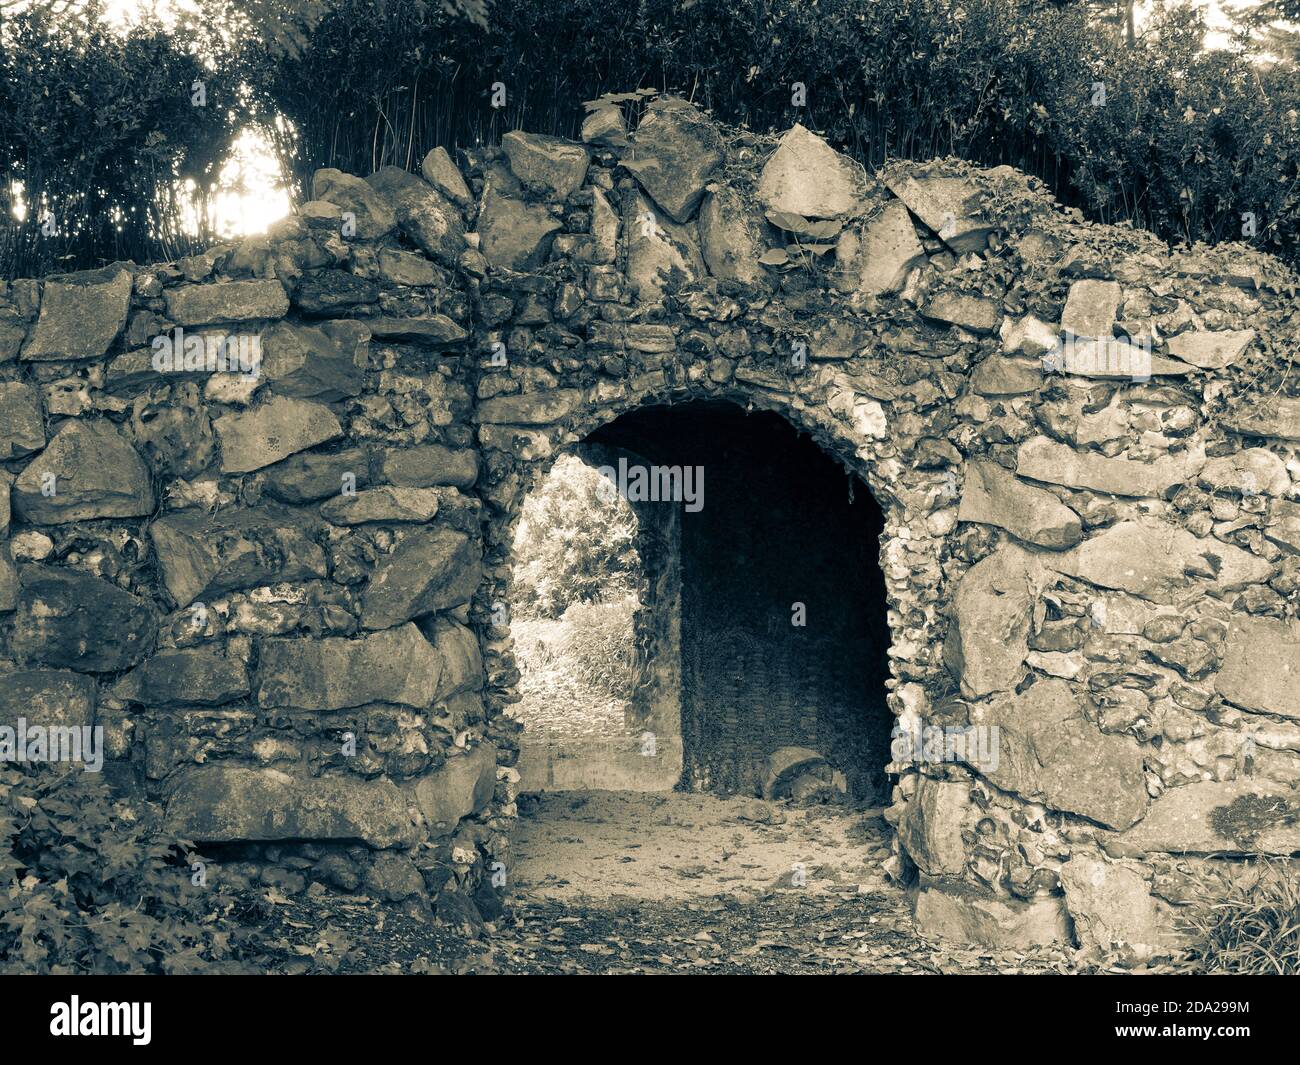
[263,447,371,503]
[896,778,969,876]
[946,544,1044,697]
[1061,279,1121,338]
[1215,616,1300,719]
[0,381,46,459]
[366,166,465,265]
[165,765,419,848]
[260,319,369,401]
[1059,857,1168,962]
[321,486,441,525]
[0,669,96,729]
[625,191,705,302]
[12,565,156,672]
[698,187,766,285]
[1166,328,1255,370]
[311,168,397,239]
[502,131,589,201]
[22,265,131,361]
[622,99,723,223]
[420,146,473,207]
[835,200,926,297]
[13,419,154,524]
[477,389,581,425]
[758,124,862,220]
[258,623,443,710]
[362,527,481,630]
[1107,780,1300,856]
[163,280,289,326]
[112,648,249,707]
[972,678,1149,829]
[149,504,327,608]
[1016,436,1205,498]
[914,883,1069,948]
[922,292,1000,334]
[215,395,342,473]
[377,444,479,488]
[1053,520,1272,604]
[885,174,993,253]
[958,461,1082,549]
[411,743,497,831]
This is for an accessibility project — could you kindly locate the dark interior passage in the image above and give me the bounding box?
[586,400,892,802]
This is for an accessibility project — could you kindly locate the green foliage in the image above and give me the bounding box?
[1183,859,1300,974]
[512,455,639,621]
[0,763,265,974]
[239,0,1300,265]
[552,596,640,701]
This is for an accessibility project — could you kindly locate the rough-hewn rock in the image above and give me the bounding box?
[311,168,398,240]
[262,447,370,503]
[622,99,723,223]
[361,528,481,630]
[758,124,862,220]
[214,395,342,473]
[884,174,992,253]
[1166,328,1255,369]
[1016,436,1204,498]
[1053,520,1272,604]
[1215,616,1300,718]
[698,186,766,285]
[1061,279,1121,338]
[625,191,705,302]
[1060,856,1168,962]
[0,669,96,729]
[1107,780,1300,856]
[0,381,46,459]
[321,486,441,525]
[1197,448,1290,497]
[258,623,443,710]
[972,678,1149,829]
[260,319,369,401]
[1225,396,1300,441]
[112,648,249,707]
[163,280,289,326]
[945,544,1042,697]
[12,565,156,672]
[148,505,328,608]
[165,765,419,847]
[377,444,479,488]
[22,265,131,361]
[958,461,1082,550]
[420,146,472,207]
[477,173,563,271]
[477,389,581,425]
[12,419,154,524]
[502,131,589,201]
[896,778,969,876]
[411,743,497,831]
[914,883,1069,948]
[835,201,926,298]
[922,291,1000,334]
[365,166,465,265]
[367,315,466,345]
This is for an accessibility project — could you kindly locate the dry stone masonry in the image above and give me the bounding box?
[2,93,1298,955]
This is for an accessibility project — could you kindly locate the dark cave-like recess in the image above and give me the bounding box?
[586,400,893,802]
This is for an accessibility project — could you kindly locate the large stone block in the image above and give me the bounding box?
[834,200,926,298]
[320,486,441,525]
[164,765,419,848]
[111,648,249,708]
[921,291,1000,334]
[311,168,397,240]
[625,191,705,302]
[477,389,581,425]
[972,678,1149,830]
[1053,520,1272,604]
[698,186,766,285]
[1107,780,1300,856]
[0,381,45,459]
[914,883,1069,948]
[477,179,563,271]
[1061,279,1121,338]
[377,444,479,488]
[163,280,289,326]
[1016,436,1205,498]
[758,124,862,220]
[1060,855,1168,962]
[1225,396,1300,441]
[945,544,1043,697]
[22,265,131,361]
[257,623,443,710]
[361,527,481,630]
[958,460,1082,550]
[1166,328,1255,370]
[260,319,369,401]
[0,669,96,729]
[896,778,970,877]
[622,99,723,223]
[501,131,589,201]
[410,743,497,832]
[214,395,342,473]
[262,447,370,503]
[1215,616,1300,719]
[12,565,156,672]
[148,504,328,608]
[884,175,993,253]
[12,418,154,524]
[366,166,465,265]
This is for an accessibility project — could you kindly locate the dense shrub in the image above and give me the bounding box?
[0,764,265,974]
[553,596,640,701]
[240,0,1300,265]
[1183,859,1300,974]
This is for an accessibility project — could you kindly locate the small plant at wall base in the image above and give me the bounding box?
[0,764,268,974]
[1182,859,1300,974]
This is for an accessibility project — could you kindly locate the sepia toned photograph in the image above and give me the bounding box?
[0,0,1297,1031]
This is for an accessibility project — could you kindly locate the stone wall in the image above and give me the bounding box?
[2,93,1298,955]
